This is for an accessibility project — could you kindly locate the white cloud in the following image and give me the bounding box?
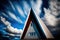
[0,16,11,26]
[8,11,23,24]
[9,1,15,11]
[0,16,23,34]
[2,12,8,18]
[8,11,17,20]
[43,8,58,27]
[8,33,20,37]
[7,25,23,34]
[23,2,31,15]
[17,17,23,23]
[31,0,42,15]
[49,1,59,16]
[1,16,6,23]
[16,5,26,18]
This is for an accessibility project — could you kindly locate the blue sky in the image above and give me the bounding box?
[0,0,49,40]
[0,0,43,29]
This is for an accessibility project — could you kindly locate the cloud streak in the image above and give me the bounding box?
[8,11,23,24]
[23,1,31,15]
[31,0,42,15]
[16,5,26,18]
[9,1,15,11]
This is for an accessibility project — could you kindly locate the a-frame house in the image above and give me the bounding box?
[21,9,54,40]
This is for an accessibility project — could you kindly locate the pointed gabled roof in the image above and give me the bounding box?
[21,9,54,39]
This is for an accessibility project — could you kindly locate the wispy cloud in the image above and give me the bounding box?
[2,12,8,18]
[31,0,42,15]
[16,5,26,18]
[17,17,23,23]
[23,1,31,15]
[9,1,15,11]
[8,11,23,24]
